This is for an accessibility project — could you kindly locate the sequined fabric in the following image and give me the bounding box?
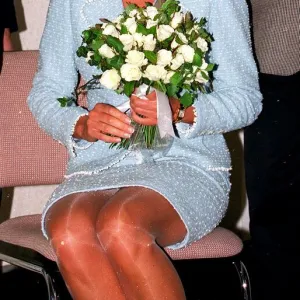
[28,0,262,249]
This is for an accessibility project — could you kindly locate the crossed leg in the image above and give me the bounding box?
[45,187,187,300]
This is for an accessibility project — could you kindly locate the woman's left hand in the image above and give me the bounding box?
[130,91,157,126]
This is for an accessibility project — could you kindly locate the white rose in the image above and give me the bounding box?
[120,63,142,81]
[100,69,121,90]
[129,9,138,17]
[187,25,199,35]
[171,12,183,29]
[119,34,134,51]
[157,49,173,66]
[177,45,195,63]
[146,19,158,29]
[196,37,208,52]
[157,25,174,41]
[85,51,94,63]
[102,24,119,38]
[176,32,188,44]
[163,71,175,84]
[195,70,209,84]
[145,6,158,19]
[101,23,108,29]
[143,34,156,51]
[133,33,144,48]
[99,44,115,58]
[200,59,208,70]
[184,71,194,84]
[113,16,123,30]
[171,38,179,49]
[126,50,148,67]
[124,17,137,34]
[170,53,185,70]
[143,65,168,81]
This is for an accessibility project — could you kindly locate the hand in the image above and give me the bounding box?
[130,91,157,126]
[73,103,135,143]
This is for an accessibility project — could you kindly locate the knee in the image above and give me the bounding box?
[46,210,97,261]
[96,203,154,256]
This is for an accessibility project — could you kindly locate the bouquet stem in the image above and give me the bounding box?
[109,122,158,150]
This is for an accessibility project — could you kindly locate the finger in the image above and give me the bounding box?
[93,103,131,124]
[131,110,157,126]
[131,106,157,119]
[98,123,133,139]
[88,120,133,139]
[92,130,122,143]
[131,97,157,110]
[100,113,135,134]
[146,90,157,101]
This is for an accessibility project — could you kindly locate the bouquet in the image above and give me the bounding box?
[58,0,215,149]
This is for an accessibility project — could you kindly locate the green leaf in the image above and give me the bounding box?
[206,63,215,72]
[120,25,128,34]
[148,26,157,36]
[125,4,137,16]
[166,84,179,97]
[57,97,74,107]
[124,81,135,97]
[175,35,185,45]
[82,30,91,42]
[106,35,124,53]
[144,51,157,64]
[91,39,105,52]
[91,51,102,65]
[192,52,202,67]
[136,23,148,35]
[201,71,209,80]
[76,46,88,58]
[180,92,194,108]
[153,81,167,93]
[107,55,125,70]
[170,72,183,86]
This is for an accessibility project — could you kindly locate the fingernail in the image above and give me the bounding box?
[128,127,135,133]
[125,118,131,124]
[124,133,131,138]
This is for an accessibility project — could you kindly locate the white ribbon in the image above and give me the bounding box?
[116,84,175,138]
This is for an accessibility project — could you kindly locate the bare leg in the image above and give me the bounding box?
[45,190,126,300]
[96,187,187,300]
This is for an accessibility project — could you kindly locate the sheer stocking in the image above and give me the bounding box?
[45,187,187,300]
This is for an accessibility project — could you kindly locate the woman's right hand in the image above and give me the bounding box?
[73,103,134,143]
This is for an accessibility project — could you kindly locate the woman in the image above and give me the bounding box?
[28,0,262,299]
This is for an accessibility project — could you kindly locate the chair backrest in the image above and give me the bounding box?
[0,51,68,187]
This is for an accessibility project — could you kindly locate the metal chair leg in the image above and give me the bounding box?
[42,270,61,300]
[233,260,252,300]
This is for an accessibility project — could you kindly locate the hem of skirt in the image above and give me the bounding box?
[41,183,190,250]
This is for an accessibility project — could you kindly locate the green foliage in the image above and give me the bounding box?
[193,50,202,67]
[153,81,167,93]
[170,72,183,86]
[91,39,105,52]
[62,0,217,149]
[57,97,75,107]
[206,63,215,71]
[106,35,124,53]
[124,81,135,97]
[166,83,179,97]
[144,51,157,64]
[180,92,194,108]
[76,46,88,58]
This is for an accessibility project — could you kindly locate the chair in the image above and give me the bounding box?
[0,51,251,300]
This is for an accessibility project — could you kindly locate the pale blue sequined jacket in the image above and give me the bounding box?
[28,0,262,176]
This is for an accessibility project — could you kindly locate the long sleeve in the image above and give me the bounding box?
[176,0,262,138]
[27,0,88,155]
